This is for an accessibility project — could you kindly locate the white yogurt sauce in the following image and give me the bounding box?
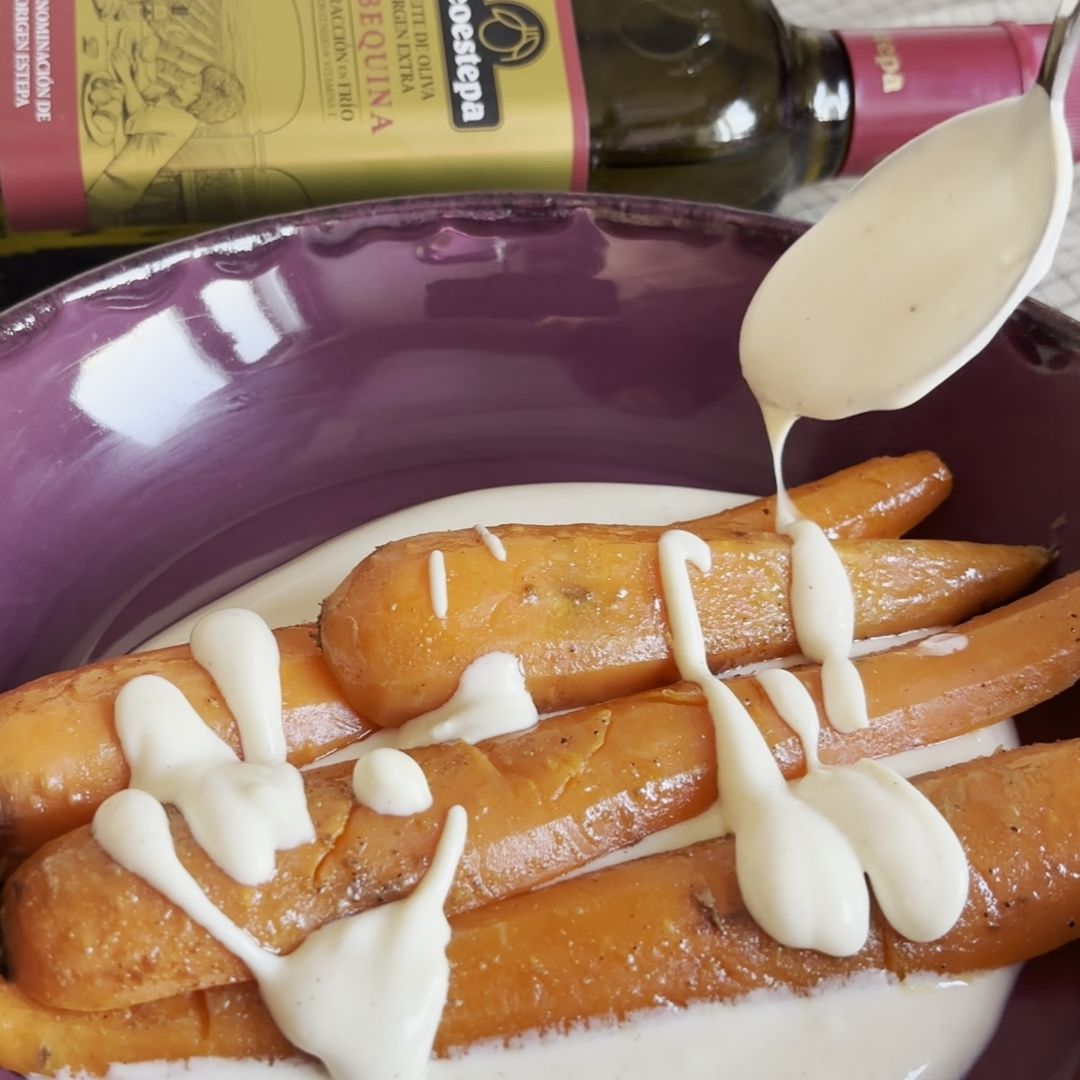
[112,674,314,886]
[112,608,315,887]
[656,529,967,956]
[782,516,869,733]
[94,791,467,1080]
[96,604,468,1080]
[740,86,1070,423]
[428,550,449,620]
[87,968,1017,1080]
[770,659,967,945]
[658,528,869,956]
[121,482,1018,1080]
[755,667,823,768]
[189,609,286,764]
[474,524,507,562]
[315,651,539,768]
[352,748,434,816]
[917,633,970,657]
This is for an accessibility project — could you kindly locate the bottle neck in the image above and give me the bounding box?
[784,24,854,186]
[836,22,1080,176]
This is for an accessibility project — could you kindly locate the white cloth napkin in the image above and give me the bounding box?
[777,0,1080,317]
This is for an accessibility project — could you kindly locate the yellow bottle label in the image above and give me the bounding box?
[0,0,586,252]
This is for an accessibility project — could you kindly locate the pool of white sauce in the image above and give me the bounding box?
[120,482,1019,1080]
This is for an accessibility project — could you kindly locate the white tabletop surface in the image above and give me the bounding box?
[777,0,1080,318]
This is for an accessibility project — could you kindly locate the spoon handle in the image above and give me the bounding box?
[1038,0,1080,102]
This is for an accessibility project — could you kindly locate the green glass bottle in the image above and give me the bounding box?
[578,0,851,208]
[577,0,1079,208]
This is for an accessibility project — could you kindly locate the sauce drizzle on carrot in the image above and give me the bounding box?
[657,529,967,956]
[93,607,468,1080]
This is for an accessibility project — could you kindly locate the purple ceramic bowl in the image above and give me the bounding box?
[2,192,1080,1078]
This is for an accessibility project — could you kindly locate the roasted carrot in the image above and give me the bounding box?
[321,534,1049,726]
[0,453,948,875]
[0,978,295,1077]
[7,569,1079,1013]
[685,450,952,539]
[440,740,1080,1051]
[6,739,1080,1076]
[0,627,375,878]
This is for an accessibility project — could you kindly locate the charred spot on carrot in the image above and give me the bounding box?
[692,886,725,931]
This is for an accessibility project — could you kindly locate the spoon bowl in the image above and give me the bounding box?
[740,1,1080,424]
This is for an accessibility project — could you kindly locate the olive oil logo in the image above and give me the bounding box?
[438,0,547,129]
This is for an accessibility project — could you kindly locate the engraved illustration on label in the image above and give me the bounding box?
[0,0,583,240]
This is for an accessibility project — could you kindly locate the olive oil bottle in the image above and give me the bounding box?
[0,0,1075,305]
[578,0,853,208]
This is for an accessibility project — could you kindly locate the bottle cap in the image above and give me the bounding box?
[837,22,1080,176]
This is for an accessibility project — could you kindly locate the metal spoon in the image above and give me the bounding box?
[740,0,1080,425]
[1040,0,1080,101]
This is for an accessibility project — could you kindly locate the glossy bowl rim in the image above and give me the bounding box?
[3,190,1072,336]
